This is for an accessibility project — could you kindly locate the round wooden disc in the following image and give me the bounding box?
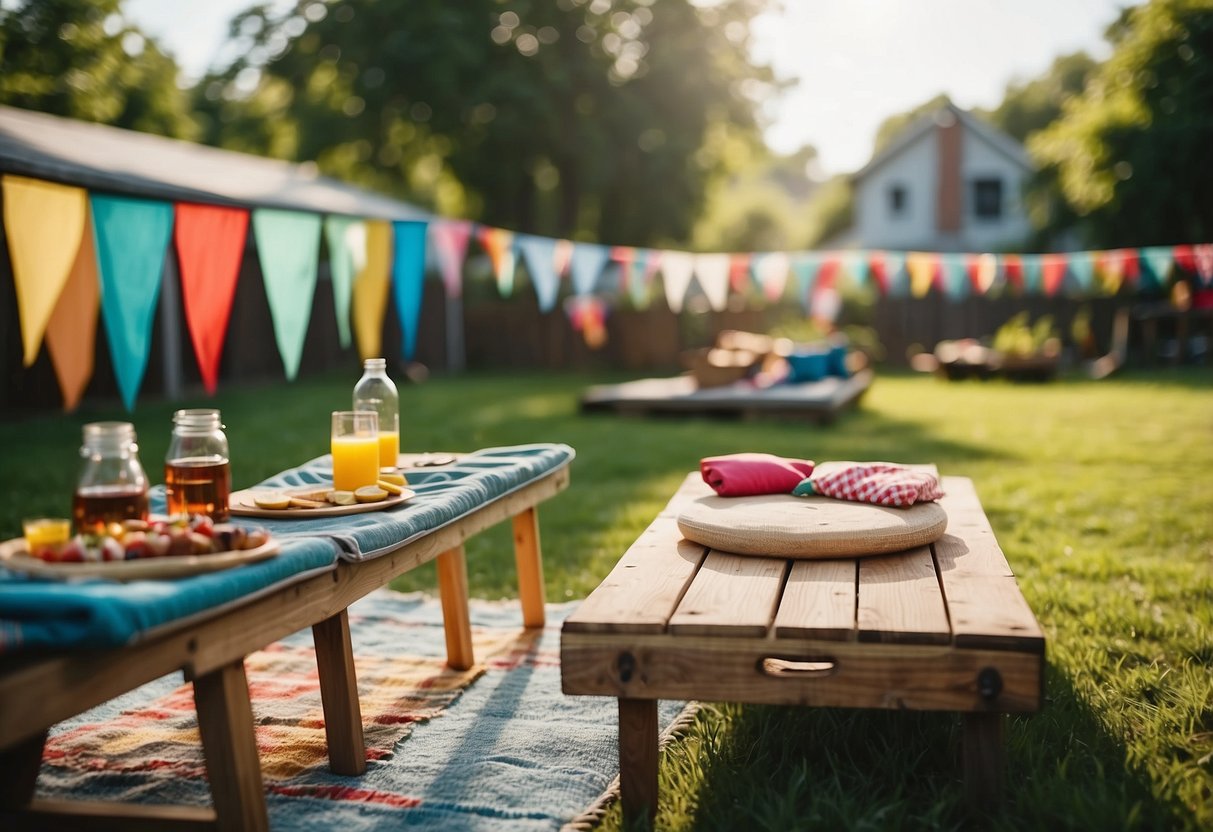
[676,493,948,559]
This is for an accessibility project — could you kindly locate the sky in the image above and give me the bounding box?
[124,0,1128,177]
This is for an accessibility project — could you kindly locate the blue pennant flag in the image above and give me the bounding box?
[392,220,429,360]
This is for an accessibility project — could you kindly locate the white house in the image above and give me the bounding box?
[848,102,1034,252]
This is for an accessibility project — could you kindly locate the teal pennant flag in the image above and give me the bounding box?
[517,234,562,312]
[324,215,358,350]
[252,209,322,381]
[1022,254,1043,295]
[884,252,908,297]
[940,253,969,299]
[569,242,611,296]
[790,252,823,312]
[1139,246,1173,290]
[89,194,174,410]
[392,220,428,360]
[1067,252,1095,294]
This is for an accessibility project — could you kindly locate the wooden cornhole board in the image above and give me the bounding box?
[676,493,948,559]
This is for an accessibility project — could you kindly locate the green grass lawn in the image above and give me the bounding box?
[1,368,1210,829]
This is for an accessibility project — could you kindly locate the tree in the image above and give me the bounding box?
[1029,0,1213,247]
[194,0,779,246]
[0,0,196,139]
[980,51,1098,143]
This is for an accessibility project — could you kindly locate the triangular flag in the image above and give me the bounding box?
[175,202,249,394]
[885,252,909,297]
[1041,253,1068,297]
[252,208,322,381]
[635,249,661,310]
[479,227,517,296]
[973,253,999,295]
[728,253,752,294]
[517,234,563,312]
[693,252,731,311]
[554,239,574,278]
[906,252,938,298]
[940,253,969,299]
[564,295,609,349]
[659,250,695,313]
[90,194,174,410]
[325,215,359,349]
[353,220,392,361]
[1139,246,1173,291]
[1194,244,1213,286]
[612,246,635,295]
[1022,254,1043,295]
[840,251,868,289]
[790,252,823,312]
[868,251,889,295]
[2,175,88,366]
[752,252,790,302]
[44,202,100,412]
[1001,254,1023,293]
[392,220,428,361]
[429,219,472,300]
[1095,250,1124,293]
[1068,251,1095,293]
[569,242,611,297]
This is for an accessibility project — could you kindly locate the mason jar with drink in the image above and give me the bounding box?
[164,408,231,522]
[73,421,149,532]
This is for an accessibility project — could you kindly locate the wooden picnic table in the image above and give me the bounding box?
[0,457,570,831]
[561,473,1044,826]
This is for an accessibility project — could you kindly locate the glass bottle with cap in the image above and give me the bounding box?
[165,408,231,521]
[73,421,149,533]
[353,358,399,469]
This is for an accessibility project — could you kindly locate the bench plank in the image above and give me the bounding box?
[857,547,951,644]
[668,550,787,637]
[774,559,858,640]
[936,477,1015,577]
[564,478,707,634]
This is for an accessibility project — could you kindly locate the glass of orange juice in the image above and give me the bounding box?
[331,411,379,492]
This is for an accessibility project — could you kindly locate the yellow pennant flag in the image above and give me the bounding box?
[2,175,88,365]
[906,251,938,298]
[352,219,393,361]
[44,203,100,411]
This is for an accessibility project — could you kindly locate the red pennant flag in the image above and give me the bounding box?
[728,253,752,293]
[1002,254,1023,291]
[868,251,889,295]
[1173,244,1196,273]
[1041,253,1068,297]
[817,255,841,289]
[1195,244,1213,284]
[174,203,250,394]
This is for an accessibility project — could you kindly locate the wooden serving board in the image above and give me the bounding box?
[228,487,414,518]
[676,493,948,559]
[0,537,280,581]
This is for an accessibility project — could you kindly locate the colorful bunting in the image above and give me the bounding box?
[44,203,100,411]
[479,226,517,296]
[2,175,89,366]
[884,251,908,297]
[1194,244,1213,285]
[972,253,999,294]
[728,253,752,294]
[252,208,322,381]
[517,234,564,312]
[391,220,428,360]
[324,215,359,349]
[90,194,174,410]
[429,219,472,300]
[1041,253,1068,297]
[1068,251,1095,294]
[693,253,731,312]
[1022,254,1043,295]
[352,220,393,361]
[175,203,249,394]
[790,252,822,311]
[940,253,969,299]
[906,252,939,298]
[659,250,695,313]
[564,295,608,349]
[1139,246,1173,291]
[1002,254,1024,293]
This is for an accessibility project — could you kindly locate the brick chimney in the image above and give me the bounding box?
[936,108,962,235]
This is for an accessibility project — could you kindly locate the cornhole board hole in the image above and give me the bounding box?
[676,493,948,558]
[579,368,873,423]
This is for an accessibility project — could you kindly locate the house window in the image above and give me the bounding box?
[972,178,1003,220]
[888,184,907,218]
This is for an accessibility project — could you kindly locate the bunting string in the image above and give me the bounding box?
[3,173,1210,409]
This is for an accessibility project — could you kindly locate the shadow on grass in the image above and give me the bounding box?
[667,660,1195,831]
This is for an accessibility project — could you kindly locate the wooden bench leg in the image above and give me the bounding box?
[312,609,367,775]
[619,698,658,828]
[962,711,1005,809]
[437,545,475,670]
[193,660,268,832]
[512,507,546,628]
[0,729,46,810]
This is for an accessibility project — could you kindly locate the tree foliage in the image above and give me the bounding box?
[1030,0,1213,246]
[0,0,196,139]
[981,51,1098,143]
[194,0,779,247]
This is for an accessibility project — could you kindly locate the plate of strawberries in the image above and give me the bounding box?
[0,515,279,581]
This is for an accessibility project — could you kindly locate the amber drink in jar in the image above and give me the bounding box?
[165,409,231,521]
[74,422,150,533]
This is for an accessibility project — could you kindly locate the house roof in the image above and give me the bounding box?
[852,101,1033,183]
[0,105,427,220]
